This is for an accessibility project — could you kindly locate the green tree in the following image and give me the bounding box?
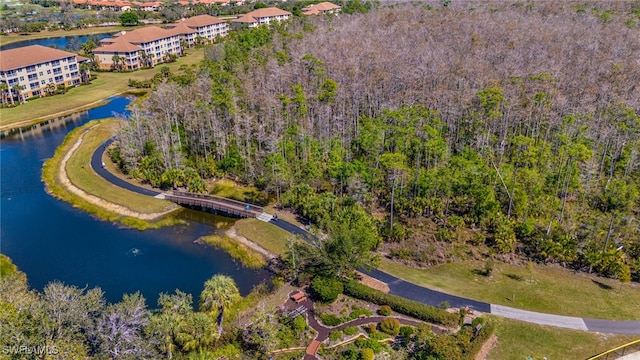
[120,12,138,26]
[199,275,240,335]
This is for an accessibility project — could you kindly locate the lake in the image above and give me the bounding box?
[1,33,113,51]
[0,96,270,305]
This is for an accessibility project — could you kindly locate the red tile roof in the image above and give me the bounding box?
[246,7,291,18]
[165,22,197,36]
[0,45,78,71]
[302,2,340,15]
[231,14,257,24]
[93,38,142,53]
[111,26,176,44]
[170,14,224,28]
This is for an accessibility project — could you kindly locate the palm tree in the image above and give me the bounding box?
[198,275,240,336]
[46,82,56,96]
[11,84,24,104]
[111,55,123,71]
[0,82,8,106]
[79,63,91,84]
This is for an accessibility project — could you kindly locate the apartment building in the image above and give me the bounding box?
[0,45,89,103]
[93,26,182,70]
[231,7,292,28]
[302,2,341,15]
[166,14,229,46]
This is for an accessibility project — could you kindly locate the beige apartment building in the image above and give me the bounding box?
[94,15,227,70]
[93,26,182,70]
[231,7,292,28]
[166,14,229,46]
[0,45,89,104]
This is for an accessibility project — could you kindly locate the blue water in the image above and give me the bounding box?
[1,33,113,51]
[0,97,269,305]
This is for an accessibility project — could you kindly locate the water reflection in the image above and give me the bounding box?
[0,96,270,304]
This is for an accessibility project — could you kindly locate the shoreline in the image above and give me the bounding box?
[58,124,175,221]
[0,90,140,134]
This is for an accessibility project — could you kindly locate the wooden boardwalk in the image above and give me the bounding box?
[164,190,265,218]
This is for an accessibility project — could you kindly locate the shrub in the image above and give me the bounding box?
[342,280,458,326]
[355,338,383,353]
[438,301,450,309]
[293,315,307,332]
[471,317,486,327]
[329,331,343,341]
[399,326,413,338]
[318,313,342,326]
[349,307,372,319]
[342,349,360,360]
[311,276,344,304]
[378,305,392,316]
[379,318,401,335]
[360,348,375,360]
[344,326,359,336]
[466,320,495,358]
[364,323,377,334]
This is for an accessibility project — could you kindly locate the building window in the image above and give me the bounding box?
[19,76,24,81]
[30,82,39,89]
[39,72,44,76]
[41,80,46,85]
[47,70,51,74]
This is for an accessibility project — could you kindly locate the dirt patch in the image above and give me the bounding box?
[474,334,498,360]
[356,271,390,293]
[58,127,174,220]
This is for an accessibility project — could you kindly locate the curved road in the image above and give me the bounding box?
[91,141,640,335]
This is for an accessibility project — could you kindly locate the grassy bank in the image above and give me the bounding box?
[489,316,639,359]
[378,259,640,320]
[42,119,180,230]
[0,48,204,130]
[235,218,292,256]
[199,234,267,269]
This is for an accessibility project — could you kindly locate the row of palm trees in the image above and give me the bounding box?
[1,63,92,107]
[0,82,25,106]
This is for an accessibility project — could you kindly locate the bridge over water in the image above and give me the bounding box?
[160,191,273,222]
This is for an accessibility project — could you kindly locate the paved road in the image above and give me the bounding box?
[93,140,640,335]
[91,139,161,197]
[362,268,491,313]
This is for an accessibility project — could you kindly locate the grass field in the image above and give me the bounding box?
[0,48,204,130]
[42,119,180,229]
[489,316,639,359]
[379,259,640,320]
[235,218,293,256]
[65,119,175,214]
[200,234,267,269]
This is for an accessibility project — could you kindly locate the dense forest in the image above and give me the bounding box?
[112,1,640,282]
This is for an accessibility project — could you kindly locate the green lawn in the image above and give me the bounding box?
[379,259,640,320]
[489,316,639,359]
[200,234,267,269]
[210,179,272,206]
[235,218,293,256]
[42,119,180,229]
[0,49,204,130]
[65,119,176,214]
